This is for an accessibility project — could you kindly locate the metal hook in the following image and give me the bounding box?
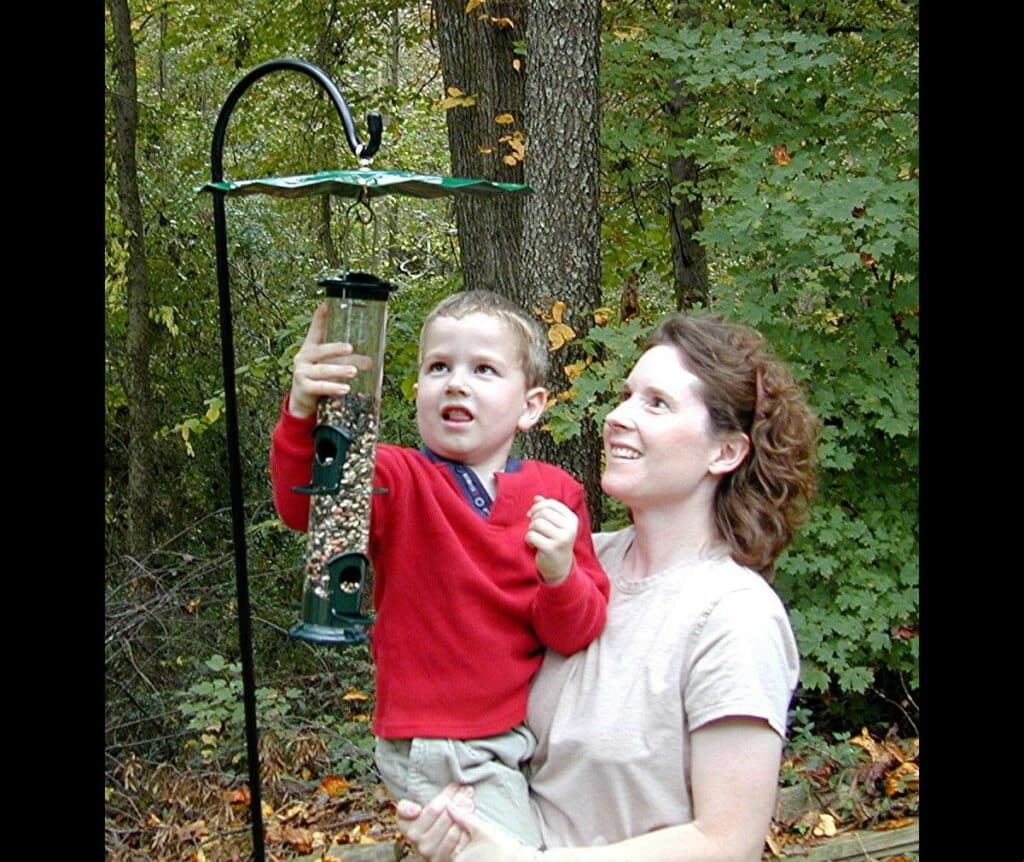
[347,187,374,225]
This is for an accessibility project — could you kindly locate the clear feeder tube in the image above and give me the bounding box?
[291,271,396,645]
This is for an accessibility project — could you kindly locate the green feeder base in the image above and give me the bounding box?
[289,617,371,646]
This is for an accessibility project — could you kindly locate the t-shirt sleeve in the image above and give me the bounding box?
[684,587,800,738]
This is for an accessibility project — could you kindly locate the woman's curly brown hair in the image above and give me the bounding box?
[647,314,820,580]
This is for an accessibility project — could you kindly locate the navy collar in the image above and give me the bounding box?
[421,448,523,518]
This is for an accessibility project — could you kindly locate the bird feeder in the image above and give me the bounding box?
[290,271,396,646]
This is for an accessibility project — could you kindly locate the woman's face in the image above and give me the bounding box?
[601,344,723,508]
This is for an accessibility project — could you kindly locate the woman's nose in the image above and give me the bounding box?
[604,401,633,429]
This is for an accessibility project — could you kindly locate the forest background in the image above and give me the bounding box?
[105,0,918,858]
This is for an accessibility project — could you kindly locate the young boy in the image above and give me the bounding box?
[270,290,609,845]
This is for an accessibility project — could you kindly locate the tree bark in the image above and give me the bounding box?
[108,0,155,558]
[433,0,526,295]
[665,1,709,311]
[517,0,603,526]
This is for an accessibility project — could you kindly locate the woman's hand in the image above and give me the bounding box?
[287,301,362,418]
[443,802,538,862]
[395,783,473,862]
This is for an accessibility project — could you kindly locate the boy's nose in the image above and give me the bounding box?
[445,373,469,395]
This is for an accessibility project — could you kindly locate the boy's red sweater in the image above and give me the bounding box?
[270,402,610,739]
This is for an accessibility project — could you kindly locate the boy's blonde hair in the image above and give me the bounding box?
[420,290,549,389]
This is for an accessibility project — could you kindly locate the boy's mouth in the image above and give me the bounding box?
[442,406,473,423]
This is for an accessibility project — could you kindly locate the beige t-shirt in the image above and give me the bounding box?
[526,527,800,848]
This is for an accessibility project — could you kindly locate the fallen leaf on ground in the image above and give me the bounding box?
[871,817,915,831]
[811,812,836,837]
[319,775,350,797]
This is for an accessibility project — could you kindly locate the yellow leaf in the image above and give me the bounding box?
[495,113,515,124]
[435,94,477,110]
[447,86,465,97]
[478,146,494,154]
[563,360,587,381]
[465,0,485,11]
[593,307,614,326]
[205,404,221,423]
[811,813,836,837]
[550,300,567,323]
[342,688,370,701]
[502,155,518,166]
[512,58,522,71]
[489,15,515,27]
[261,801,274,819]
[548,322,576,351]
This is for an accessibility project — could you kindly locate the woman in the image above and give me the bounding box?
[398,312,820,862]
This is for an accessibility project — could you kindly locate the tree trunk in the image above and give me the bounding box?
[433,0,526,294]
[108,0,155,558]
[517,0,603,526]
[665,1,709,311]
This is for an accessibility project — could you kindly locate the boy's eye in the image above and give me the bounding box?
[428,361,448,373]
[476,364,497,375]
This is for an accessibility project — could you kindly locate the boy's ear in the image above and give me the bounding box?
[517,386,548,432]
[708,431,751,476]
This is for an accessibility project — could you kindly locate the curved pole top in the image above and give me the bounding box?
[210,57,383,183]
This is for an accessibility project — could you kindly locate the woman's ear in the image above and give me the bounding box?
[708,431,751,476]
[517,386,549,432]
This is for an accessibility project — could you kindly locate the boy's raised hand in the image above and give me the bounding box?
[526,496,579,585]
[288,302,361,418]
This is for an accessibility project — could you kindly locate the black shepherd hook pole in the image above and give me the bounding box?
[208,57,382,861]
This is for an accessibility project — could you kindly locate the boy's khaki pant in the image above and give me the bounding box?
[375,724,542,847]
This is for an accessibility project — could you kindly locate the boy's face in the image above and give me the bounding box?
[415,312,546,476]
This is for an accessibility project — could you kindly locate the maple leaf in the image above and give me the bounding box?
[811,813,837,837]
[502,155,519,166]
[771,144,792,166]
[849,727,885,762]
[225,786,250,806]
[884,762,919,797]
[318,775,350,798]
[478,146,494,154]
[495,113,515,124]
[871,817,916,831]
[465,0,485,11]
[593,307,613,326]
[489,15,515,27]
[447,86,465,97]
[550,300,567,323]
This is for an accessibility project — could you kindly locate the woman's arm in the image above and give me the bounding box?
[403,717,783,862]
